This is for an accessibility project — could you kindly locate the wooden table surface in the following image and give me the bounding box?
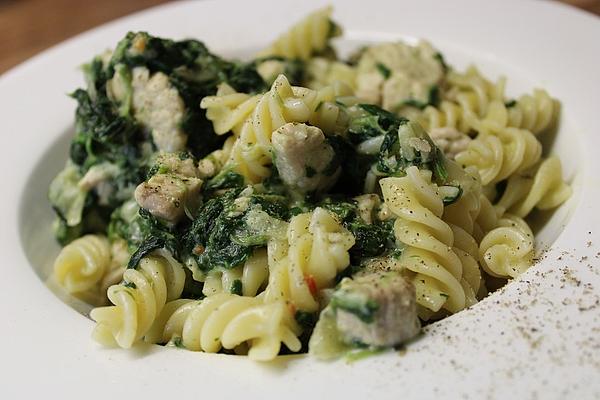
[1,0,599,74]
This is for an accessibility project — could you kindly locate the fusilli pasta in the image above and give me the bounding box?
[479,214,534,278]
[145,293,301,361]
[258,7,340,61]
[264,207,355,312]
[200,83,261,136]
[455,120,542,185]
[53,234,111,295]
[228,74,352,183]
[202,248,269,297]
[90,249,186,348]
[380,168,466,315]
[495,156,572,218]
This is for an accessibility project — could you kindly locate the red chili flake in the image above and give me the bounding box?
[192,245,205,255]
[305,274,318,297]
[288,303,296,315]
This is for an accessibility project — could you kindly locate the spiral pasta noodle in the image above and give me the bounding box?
[258,7,340,61]
[445,66,505,119]
[380,168,466,315]
[481,91,557,135]
[479,214,534,278]
[455,120,542,185]
[421,66,557,136]
[228,74,352,183]
[202,248,269,297]
[145,293,301,361]
[200,83,261,136]
[473,194,501,242]
[419,101,474,133]
[53,234,111,295]
[264,207,355,312]
[449,224,484,306]
[90,249,186,348]
[495,156,572,218]
[306,57,357,90]
[442,167,482,236]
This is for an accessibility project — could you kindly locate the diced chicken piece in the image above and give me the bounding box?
[197,137,234,179]
[429,127,471,160]
[134,173,202,224]
[353,194,381,224]
[131,67,187,152]
[272,123,340,194]
[332,272,420,347]
[355,72,384,104]
[78,162,121,191]
[78,162,123,206]
[153,152,199,178]
[356,41,444,109]
[381,72,431,112]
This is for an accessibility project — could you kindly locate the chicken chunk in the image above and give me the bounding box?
[429,127,471,160]
[153,152,199,178]
[271,122,340,194]
[356,41,444,110]
[353,194,381,225]
[382,72,431,112]
[331,272,420,347]
[134,173,202,224]
[130,67,187,152]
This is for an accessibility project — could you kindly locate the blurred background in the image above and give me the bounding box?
[0,0,598,74]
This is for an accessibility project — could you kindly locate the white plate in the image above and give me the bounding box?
[1,0,600,398]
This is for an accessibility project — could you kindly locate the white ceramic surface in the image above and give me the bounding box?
[1,0,599,398]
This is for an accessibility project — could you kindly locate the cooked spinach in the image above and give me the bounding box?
[183,188,289,272]
[126,208,181,269]
[398,85,440,110]
[319,198,396,263]
[203,169,245,194]
[346,104,449,186]
[331,291,380,324]
[375,62,391,79]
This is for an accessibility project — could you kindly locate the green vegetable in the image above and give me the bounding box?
[126,208,181,269]
[348,104,399,144]
[434,52,449,73]
[48,162,87,227]
[326,135,375,195]
[295,311,319,329]
[440,185,463,205]
[331,290,380,324]
[375,62,391,79]
[377,115,448,183]
[230,279,243,295]
[183,188,288,273]
[319,198,396,263]
[345,347,386,363]
[204,169,245,194]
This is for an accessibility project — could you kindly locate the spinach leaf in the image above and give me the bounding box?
[349,104,448,183]
[319,198,396,263]
[183,188,290,272]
